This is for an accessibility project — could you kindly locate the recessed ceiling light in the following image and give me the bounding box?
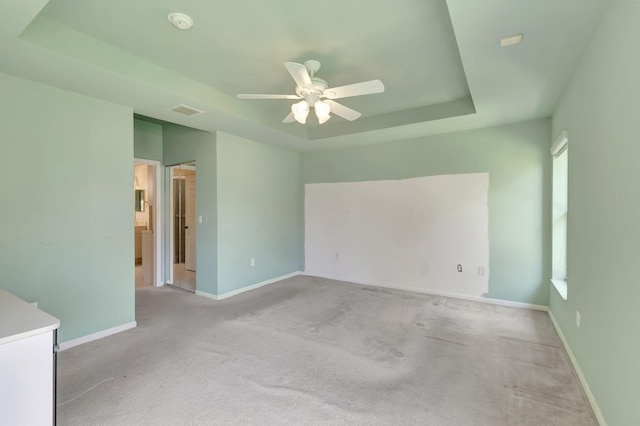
[168,12,193,30]
[500,34,523,47]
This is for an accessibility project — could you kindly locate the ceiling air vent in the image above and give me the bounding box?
[170,104,204,116]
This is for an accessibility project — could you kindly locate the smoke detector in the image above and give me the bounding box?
[168,12,193,30]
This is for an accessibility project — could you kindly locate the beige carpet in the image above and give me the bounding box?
[57,276,597,425]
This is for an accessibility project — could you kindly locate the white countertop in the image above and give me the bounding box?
[0,289,60,345]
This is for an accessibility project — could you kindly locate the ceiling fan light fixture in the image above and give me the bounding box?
[317,113,331,124]
[237,60,385,125]
[292,100,309,124]
[315,100,331,124]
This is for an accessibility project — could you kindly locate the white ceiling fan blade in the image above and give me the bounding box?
[326,100,362,121]
[323,80,385,99]
[282,112,296,123]
[237,94,301,100]
[284,62,313,89]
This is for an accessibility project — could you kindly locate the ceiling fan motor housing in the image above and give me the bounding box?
[295,77,329,98]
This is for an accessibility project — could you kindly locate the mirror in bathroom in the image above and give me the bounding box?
[135,189,145,212]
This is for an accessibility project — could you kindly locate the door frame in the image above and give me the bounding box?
[134,158,164,287]
[167,163,196,287]
[184,173,196,272]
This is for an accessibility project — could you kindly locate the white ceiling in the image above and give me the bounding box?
[0,0,611,151]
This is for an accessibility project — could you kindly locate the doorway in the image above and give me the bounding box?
[169,162,196,291]
[133,159,162,289]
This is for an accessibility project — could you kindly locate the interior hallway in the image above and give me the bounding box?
[57,276,596,425]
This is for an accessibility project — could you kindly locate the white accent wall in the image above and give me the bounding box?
[305,173,489,297]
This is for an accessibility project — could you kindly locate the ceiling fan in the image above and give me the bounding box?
[237,60,385,124]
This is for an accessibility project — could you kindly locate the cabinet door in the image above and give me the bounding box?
[0,331,54,425]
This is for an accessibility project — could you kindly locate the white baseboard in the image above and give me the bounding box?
[58,321,137,351]
[196,271,303,301]
[548,311,607,426]
[305,273,548,311]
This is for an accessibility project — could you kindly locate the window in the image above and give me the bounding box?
[551,130,568,300]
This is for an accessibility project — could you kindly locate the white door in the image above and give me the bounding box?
[184,174,196,271]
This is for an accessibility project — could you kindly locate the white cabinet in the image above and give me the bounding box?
[0,290,60,425]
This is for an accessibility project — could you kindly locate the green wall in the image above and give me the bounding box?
[551,0,640,424]
[0,72,134,343]
[301,119,551,305]
[163,124,218,295]
[216,132,302,295]
[135,125,302,297]
[133,119,162,161]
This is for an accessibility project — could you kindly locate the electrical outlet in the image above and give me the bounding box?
[576,310,581,327]
[250,258,255,267]
[198,215,202,224]
[478,266,485,276]
[457,264,463,272]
